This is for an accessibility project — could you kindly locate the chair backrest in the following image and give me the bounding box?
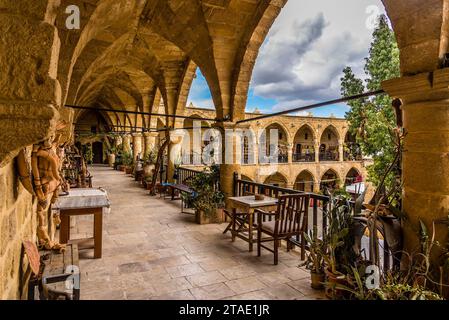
[275,194,309,235]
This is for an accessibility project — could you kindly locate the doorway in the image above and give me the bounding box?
[92,142,104,164]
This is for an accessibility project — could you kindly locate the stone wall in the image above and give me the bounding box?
[0,153,37,300]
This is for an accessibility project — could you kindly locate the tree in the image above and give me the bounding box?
[341,15,400,188]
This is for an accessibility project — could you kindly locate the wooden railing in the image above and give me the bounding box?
[177,167,202,185]
[233,174,330,238]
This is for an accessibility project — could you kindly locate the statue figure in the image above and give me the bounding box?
[17,132,66,252]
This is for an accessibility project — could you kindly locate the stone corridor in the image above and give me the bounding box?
[72,166,324,300]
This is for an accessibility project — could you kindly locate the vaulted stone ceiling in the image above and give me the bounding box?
[54,0,289,134]
[1,0,449,165]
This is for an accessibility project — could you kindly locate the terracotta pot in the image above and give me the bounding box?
[125,167,133,175]
[325,268,348,299]
[195,209,224,225]
[108,154,116,167]
[311,272,325,290]
[143,164,155,178]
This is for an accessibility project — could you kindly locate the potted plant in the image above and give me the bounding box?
[83,144,94,165]
[303,226,326,290]
[142,148,157,179]
[322,195,357,299]
[189,166,225,224]
[121,151,134,174]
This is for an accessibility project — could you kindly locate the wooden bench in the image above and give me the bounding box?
[168,184,196,214]
[28,244,81,300]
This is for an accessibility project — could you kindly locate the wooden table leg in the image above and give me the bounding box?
[60,212,70,244]
[231,208,236,242]
[248,211,254,252]
[93,210,103,259]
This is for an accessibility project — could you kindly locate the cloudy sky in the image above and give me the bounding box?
[187,0,386,118]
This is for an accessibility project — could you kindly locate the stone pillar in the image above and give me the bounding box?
[338,140,344,162]
[167,131,185,182]
[313,179,320,193]
[132,133,143,161]
[123,134,132,155]
[287,144,293,164]
[0,1,61,166]
[115,135,123,149]
[383,68,449,254]
[218,123,241,206]
[143,132,158,157]
[315,141,320,163]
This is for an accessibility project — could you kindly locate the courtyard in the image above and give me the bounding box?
[75,166,322,300]
[1,0,448,305]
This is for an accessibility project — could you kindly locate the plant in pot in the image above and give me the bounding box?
[303,226,326,290]
[322,194,358,299]
[189,167,225,224]
[107,146,117,167]
[142,148,157,179]
[121,151,134,174]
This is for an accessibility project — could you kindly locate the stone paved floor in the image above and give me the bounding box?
[70,165,325,300]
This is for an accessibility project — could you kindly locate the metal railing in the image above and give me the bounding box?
[293,153,316,162]
[319,151,339,161]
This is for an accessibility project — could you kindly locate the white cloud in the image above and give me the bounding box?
[250,0,386,112]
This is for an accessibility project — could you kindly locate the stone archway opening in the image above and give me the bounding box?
[263,172,288,188]
[320,169,340,192]
[295,170,315,193]
[293,125,315,162]
[260,123,289,164]
[182,115,211,165]
[319,126,340,162]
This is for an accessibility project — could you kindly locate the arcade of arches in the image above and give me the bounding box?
[1,0,449,299]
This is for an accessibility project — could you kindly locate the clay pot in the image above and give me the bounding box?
[325,268,348,299]
[143,164,155,178]
[311,272,325,290]
[125,167,133,175]
[195,209,224,225]
[108,154,116,167]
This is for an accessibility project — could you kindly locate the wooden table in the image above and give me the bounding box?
[228,196,278,252]
[53,188,110,259]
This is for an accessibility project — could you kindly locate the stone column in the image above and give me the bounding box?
[338,140,344,162]
[122,134,132,155]
[143,132,159,157]
[132,133,143,161]
[218,123,242,205]
[0,1,61,166]
[167,131,185,182]
[287,144,293,164]
[383,68,449,254]
[315,141,320,163]
[115,135,123,149]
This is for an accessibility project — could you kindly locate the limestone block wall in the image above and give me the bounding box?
[0,155,37,300]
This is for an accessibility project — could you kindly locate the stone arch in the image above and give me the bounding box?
[263,172,288,188]
[294,170,315,193]
[319,125,340,162]
[345,167,362,186]
[259,122,290,163]
[241,175,254,182]
[293,124,316,162]
[320,169,341,192]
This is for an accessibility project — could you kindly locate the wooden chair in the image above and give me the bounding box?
[223,191,255,235]
[256,194,309,265]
